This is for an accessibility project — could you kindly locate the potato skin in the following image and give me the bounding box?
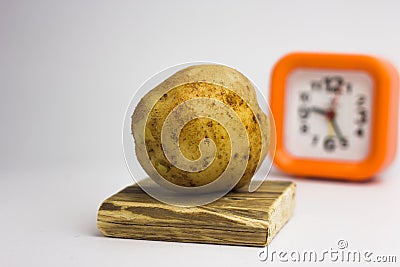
[132,64,269,190]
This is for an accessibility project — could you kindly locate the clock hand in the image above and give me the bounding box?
[330,115,346,142]
[311,84,344,119]
[330,84,344,111]
[311,106,346,141]
[327,84,348,142]
[310,106,328,116]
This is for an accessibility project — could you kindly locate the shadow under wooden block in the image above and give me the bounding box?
[97,180,296,247]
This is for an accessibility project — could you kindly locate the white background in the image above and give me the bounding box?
[1,1,399,266]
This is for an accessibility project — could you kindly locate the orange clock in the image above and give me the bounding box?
[270,52,399,181]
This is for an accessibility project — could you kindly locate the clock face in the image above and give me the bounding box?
[284,69,373,161]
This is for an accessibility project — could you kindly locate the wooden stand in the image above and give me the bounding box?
[97,180,296,247]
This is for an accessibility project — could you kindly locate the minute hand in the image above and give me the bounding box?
[330,116,345,141]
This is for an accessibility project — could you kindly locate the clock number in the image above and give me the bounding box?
[298,106,309,119]
[300,124,308,134]
[311,81,322,90]
[340,137,348,148]
[346,83,352,94]
[357,95,366,106]
[356,108,367,124]
[300,92,309,102]
[323,137,336,152]
[355,128,364,137]
[355,94,367,138]
[312,135,319,146]
[325,76,344,93]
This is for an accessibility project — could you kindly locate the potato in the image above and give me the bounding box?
[131,64,269,191]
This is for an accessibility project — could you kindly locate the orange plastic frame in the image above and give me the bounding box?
[270,52,399,181]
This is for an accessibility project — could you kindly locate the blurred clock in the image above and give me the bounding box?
[270,52,399,181]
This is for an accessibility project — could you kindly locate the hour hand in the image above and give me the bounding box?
[310,106,328,116]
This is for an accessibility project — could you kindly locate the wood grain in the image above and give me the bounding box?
[97,180,296,247]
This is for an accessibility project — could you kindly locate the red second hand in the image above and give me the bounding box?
[332,87,342,109]
[326,85,346,140]
[327,86,343,119]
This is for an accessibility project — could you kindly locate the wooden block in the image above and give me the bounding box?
[97,180,296,247]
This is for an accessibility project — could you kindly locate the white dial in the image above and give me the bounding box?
[284,69,373,161]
